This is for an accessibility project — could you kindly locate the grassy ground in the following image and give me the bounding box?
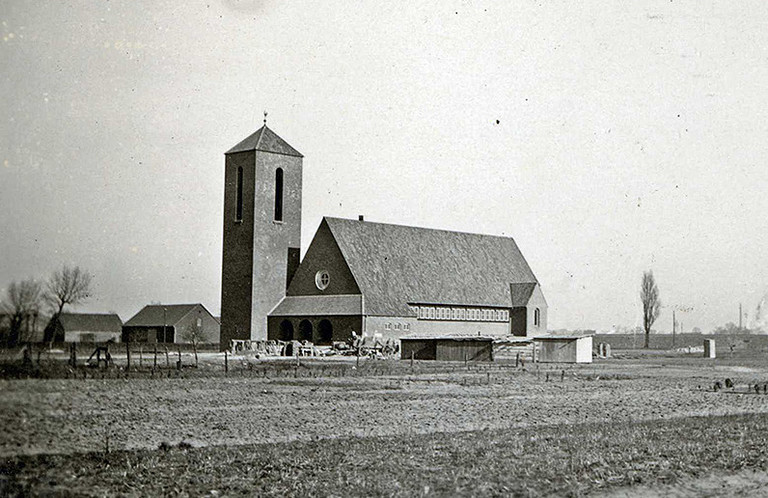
[2,412,767,497]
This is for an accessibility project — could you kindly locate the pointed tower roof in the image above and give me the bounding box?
[226,125,303,157]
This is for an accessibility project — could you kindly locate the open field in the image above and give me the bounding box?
[594,333,768,351]
[2,351,768,496]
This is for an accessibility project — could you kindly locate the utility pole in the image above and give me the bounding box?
[672,310,676,348]
[739,303,743,330]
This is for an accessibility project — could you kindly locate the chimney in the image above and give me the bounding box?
[358,215,364,221]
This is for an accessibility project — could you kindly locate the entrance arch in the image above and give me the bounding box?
[318,319,333,345]
[279,320,294,341]
[298,320,313,342]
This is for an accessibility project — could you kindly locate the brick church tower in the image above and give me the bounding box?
[220,122,302,349]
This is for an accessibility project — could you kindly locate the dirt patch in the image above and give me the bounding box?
[597,469,768,497]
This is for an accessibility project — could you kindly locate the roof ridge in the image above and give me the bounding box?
[144,303,201,308]
[60,312,119,316]
[254,125,266,150]
[324,216,520,241]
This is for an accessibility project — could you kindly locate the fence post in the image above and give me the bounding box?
[153,343,158,371]
[193,341,198,368]
[224,350,228,374]
[177,346,182,371]
[164,345,170,369]
[139,345,143,368]
[125,342,131,371]
[410,350,414,369]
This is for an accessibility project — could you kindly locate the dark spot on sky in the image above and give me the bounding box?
[496,119,500,124]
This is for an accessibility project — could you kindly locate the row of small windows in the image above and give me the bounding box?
[384,323,411,331]
[415,306,509,323]
[234,167,284,222]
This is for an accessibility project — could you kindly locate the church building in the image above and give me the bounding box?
[267,217,547,344]
[220,124,547,349]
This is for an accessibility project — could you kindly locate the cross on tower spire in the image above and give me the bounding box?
[263,110,268,125]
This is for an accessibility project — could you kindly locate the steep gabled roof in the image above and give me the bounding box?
[510,282,537,307]
[124,304,207,327]
[226,125,303,157]
[324,217,539,316]
[57,313,122,333]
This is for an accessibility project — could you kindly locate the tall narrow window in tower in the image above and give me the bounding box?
[274,168,284,221]
[236,166,243,222]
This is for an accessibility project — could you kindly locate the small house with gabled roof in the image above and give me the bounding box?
[44,313,123,343]
[122,303,220,344]
[267,217,547,344]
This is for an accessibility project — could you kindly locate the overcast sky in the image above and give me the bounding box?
[2,1,768,332]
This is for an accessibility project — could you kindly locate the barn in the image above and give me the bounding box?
[534,335,593,364]
[267,217,547,345]
[44,313,123,343]
[122,303,220,345]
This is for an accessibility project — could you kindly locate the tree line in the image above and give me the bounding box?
[0,265,93,347]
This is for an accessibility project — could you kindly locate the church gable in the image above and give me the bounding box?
[286,219,361,297]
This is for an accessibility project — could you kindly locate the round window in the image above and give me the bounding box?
[315,270,330,290]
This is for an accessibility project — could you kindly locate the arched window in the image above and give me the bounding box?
[235,166,243,221]
[318,319,333,344]
[279,320,294,341]
[298,320,313,342]
[274,168,284,221]
[534,308,540,327]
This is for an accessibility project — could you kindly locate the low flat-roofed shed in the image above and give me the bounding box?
[400,334,494,362]
[534,335,593,363]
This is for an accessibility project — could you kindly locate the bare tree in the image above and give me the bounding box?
[181,320,206,367]
[1,279,43,347]
[641,270,661,349]
[181,320,206,345]
[45,265,93,317]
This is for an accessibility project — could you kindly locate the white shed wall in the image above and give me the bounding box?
[576,336,593,363]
